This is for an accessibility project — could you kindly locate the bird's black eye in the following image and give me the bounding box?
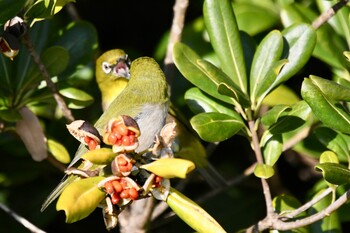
[102,62,112,74]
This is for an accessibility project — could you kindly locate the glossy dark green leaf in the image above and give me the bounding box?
[233,2,279,36]
[273,194,304,215]
[173,42,237,105]
[59,87,94,109]
[47,138,71,164]
[315,163,350,185]
[309,75,350,101]
[250,30,284,103]
[301,78,350,134]
[261,105,290,126]
[263,134,283,166]
[254,164,274,179]
[190,112,244,142]
[56,176,105,223]
[314,127,349,161]
[0,0,26,24]
[0,108,21,122]
[203,0,247,93]
[24,0,54,21]
[266,24,316,95]
[184,87,238,117]
[54,21,98,78]
[267,101,311,135]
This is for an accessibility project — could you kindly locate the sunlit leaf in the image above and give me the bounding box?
[263,134,282,166]
[262,85,300,107]
[166,187,226,233]
[190,112,244,142]
[254,164,275,179]
[59,87,94,109]
[141,158,195,179]
[56,176,106,223]
[309,75,350,101]
[320,151,339,164]
[47,138,71,164]
[250,30,284,103]
[81,148,115,165]
[261,105,290,127]
[315,163,350,185]
[301,78,350,134]
[203,0,247,93]
[184,87,238,117]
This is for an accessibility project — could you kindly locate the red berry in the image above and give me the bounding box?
[129,188,139,200]
[117,157,128,166]
[88,139,98,150]
[122,135,130,146]
[120,190,130,199]
[84,136,91,144]
[111,180,123,193]
[129,134,135,144]
[111,192,120,204]
[108,133,117,144]
[104,181,114,194]
[117,124,128,136]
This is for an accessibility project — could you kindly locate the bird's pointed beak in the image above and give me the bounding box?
[112,55,131,79]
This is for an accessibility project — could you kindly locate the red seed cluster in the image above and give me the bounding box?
[107,122,136,147]
[117,156,133,173]
[84,136,98,150]
[104,179,139,204]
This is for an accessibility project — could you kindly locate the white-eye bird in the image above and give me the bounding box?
[41,56,169,211]
[94,49,226,188]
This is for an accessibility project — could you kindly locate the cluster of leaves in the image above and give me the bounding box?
[172,0,350,231]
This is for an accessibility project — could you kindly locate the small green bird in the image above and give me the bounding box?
[41,56,169,211]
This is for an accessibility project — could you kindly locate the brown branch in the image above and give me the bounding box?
[163,0,189,85]
[246,188,349,232]
[312,0,349,30]
[22,32,75,123]
[248,120,274,216]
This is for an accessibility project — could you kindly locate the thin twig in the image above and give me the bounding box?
[163,0,189,85]
[248,120,274,216]
[0,203,46,233]
[22,32,75,123]
[312,0,349,30]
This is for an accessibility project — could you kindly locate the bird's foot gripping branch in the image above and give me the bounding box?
[56,114,225,232]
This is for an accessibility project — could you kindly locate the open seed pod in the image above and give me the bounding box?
[111,154,134,177]
[103,115,140,153]
[98,176,141,206]
[66,120,102,150]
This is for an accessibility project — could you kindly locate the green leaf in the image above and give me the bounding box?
[266,24,316,96]
[0,0,26,24]
[47,138,71,164]
[254,164,275,179]
[262,84,300,107]
[301,78,350,134]
[184,87,238,117]
[261,105,290,127]
[41,46,70,76]
[233,2,279,36]
[203,0,247,93]
[190,112,244,142]
[56,176,106,223]
[273,194,304,215]
[250,30,284,103]
[344,51,350,62]
[309,75,350,102]
[320,151,339,164]
[81,148,116,165]
[263,134,283,166]
[173,42,240,105]
[314,127,349,161]
[141,158,195,179]
[166,187,226,233]
[54,21,98,78]
[59,87,94,109]
[315,163,350,185]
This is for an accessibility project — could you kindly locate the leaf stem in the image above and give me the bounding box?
[22,32,75,123]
